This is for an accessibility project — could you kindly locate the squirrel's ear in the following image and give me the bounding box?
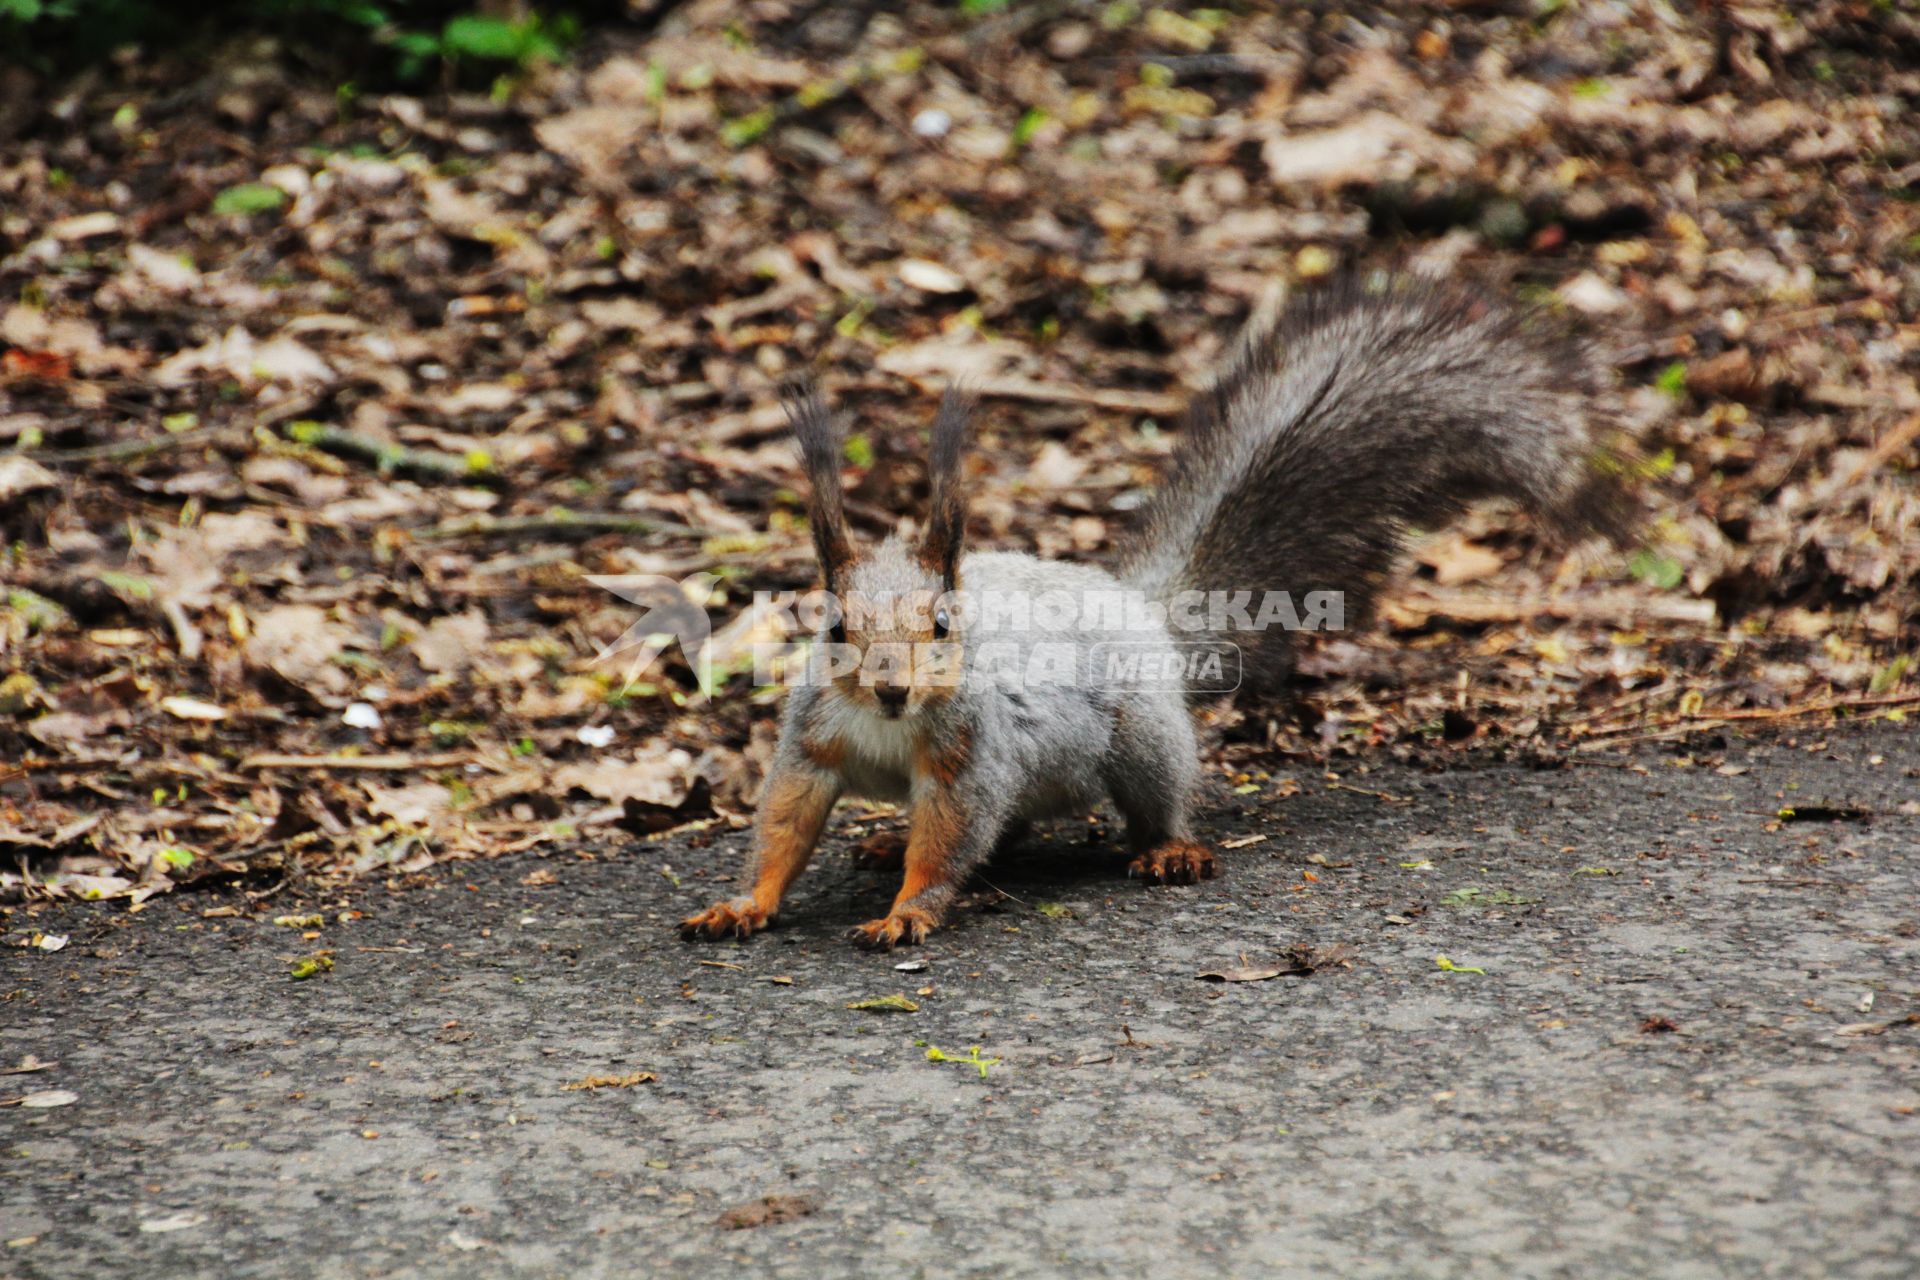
[919,386,974,590]
[783,380,854,592]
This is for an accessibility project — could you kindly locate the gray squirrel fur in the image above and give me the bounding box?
[681,276,1631,949]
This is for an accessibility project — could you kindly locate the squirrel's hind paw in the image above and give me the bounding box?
[680,898,772,940]
[849,829,907,871]
[850,905,939,950]
[1128,839,1218,886]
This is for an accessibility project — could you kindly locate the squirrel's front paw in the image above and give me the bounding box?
[850,906,939,950]
[1128,839,1218,886]
[680,898,772,940]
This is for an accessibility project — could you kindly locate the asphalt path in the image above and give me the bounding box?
[3,724,1916,1278]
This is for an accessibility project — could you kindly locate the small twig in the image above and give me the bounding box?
[28,425,240,465]
[1390,586,1719,628]
[1835,1012,1920,1037]
[1572,690,1920,752]
[1573,721,1734,751]
[283,421,497,484]
[27,395,315,465]
[240,752,489,771]
[1694,691,1920,722]
[972,873,1031,908]
[243,871,291,903]
[711,45,926,150]
[1808,413,1920,511]
[464,547,581,577]
[1326,780,1413,804]
[1567,681,1739,738]
[158,596,203,661]
[414,512,711,541]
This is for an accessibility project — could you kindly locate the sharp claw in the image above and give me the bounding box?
[681,900,771,941]
[1128,841,1216,888]
[851,908,935,950]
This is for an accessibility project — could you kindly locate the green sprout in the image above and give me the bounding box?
[926,1044,1001,1078]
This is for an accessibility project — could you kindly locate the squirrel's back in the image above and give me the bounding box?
[1121,276,1632,691]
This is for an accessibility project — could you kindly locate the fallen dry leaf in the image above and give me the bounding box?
[897,258,967,294]
[244,605,353,695]
[1197,965,1289,984]
[0,455,59,503]
[554,750,695,808]
[1835,1013,1920,1038]
[13,1089,78,1108]
[562,1071,656,1091]
[1415,534,1506,587]
[410,609,491,674]
[1198,944,1354,983]
[364,784,455,827]
[159,696,228,722]
[716,1195,817,1230]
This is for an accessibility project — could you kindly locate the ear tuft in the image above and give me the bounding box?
[919,386,975,588]
[782,379,855,591]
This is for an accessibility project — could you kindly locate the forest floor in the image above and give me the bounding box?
[2,0,1918,907]
[2,722,1916,1278]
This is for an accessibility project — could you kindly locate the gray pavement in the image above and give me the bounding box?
[3,725,1917,1278]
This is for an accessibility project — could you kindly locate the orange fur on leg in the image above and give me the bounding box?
[682,767,839,941]
[852,785,970,950]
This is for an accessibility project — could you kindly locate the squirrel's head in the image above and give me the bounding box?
[787,382,972,722]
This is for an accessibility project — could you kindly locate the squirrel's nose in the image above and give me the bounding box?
[875,686,908,711]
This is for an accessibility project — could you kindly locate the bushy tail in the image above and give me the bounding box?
[1121,276,1633,691]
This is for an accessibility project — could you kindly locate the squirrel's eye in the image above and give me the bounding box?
[828,618,848,644]
[932,608,950,639]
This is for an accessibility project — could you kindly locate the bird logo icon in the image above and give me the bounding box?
[585,572,721,692]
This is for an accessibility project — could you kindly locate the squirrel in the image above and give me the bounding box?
[681,276,1631,949]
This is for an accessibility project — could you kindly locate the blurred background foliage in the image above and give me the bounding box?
[0,0,590,81]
